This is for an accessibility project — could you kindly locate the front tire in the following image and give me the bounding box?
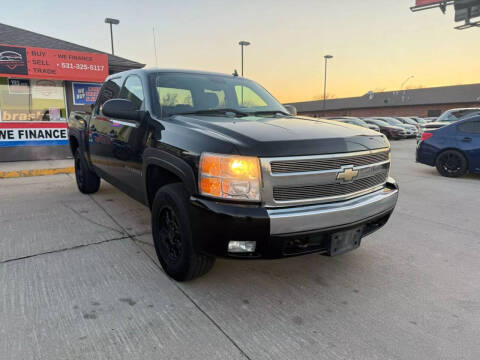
[74,149,100,194]
[435,150,468,178]
[152,183,215,281]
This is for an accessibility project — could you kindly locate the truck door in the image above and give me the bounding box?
[456,118,480,172]
[106,74,147,199]
[89,77,123,175]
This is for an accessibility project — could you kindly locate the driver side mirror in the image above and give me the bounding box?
[284,104,297,116]
[102,99,146,122]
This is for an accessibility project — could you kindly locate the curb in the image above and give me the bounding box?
[0,167,74,179]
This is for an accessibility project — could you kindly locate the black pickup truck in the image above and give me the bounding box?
[68,69,399,281]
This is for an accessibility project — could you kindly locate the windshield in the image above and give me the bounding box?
[399,118,417,125]
[412,117,426,123]
[379,117,404,126]
[367,119,390,127]
[354,119,369,126]
[149,72,287,118]
[437,109,480,123]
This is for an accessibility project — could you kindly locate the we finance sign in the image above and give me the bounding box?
[0,122,68,147]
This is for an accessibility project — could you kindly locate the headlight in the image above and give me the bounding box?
[199,153,261,201]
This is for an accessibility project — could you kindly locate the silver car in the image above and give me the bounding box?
[326,117,381,132]
[372,117,417,138]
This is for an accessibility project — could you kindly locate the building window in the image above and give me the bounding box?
[0,77,66,121]
[427,109,441,117]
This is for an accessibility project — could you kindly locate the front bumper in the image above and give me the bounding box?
[268,184,398,235]
[190,178,399,258]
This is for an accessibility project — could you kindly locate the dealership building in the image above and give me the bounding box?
[0,23,144,162]
[286,83,480,118]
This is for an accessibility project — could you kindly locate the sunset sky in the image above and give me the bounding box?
[1,0,479,103]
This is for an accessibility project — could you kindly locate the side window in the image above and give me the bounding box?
[457,122,473,133]
[235,85,267,108]
[94,78,123,115]
[119,75,145,110]
[457,120,480,134]
[470,120,480,134]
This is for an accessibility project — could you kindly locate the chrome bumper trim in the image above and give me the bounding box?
[267,185,398,235]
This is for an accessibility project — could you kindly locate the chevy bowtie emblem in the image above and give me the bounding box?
[336,166,359,182]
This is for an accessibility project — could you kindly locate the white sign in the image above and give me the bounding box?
[0,122,68,147]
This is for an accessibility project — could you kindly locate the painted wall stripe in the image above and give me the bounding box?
[0,140,69,147]
[0,122,68,129]
[0,167,74,179]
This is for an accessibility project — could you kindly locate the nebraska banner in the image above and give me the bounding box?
[0,122,68,147]
[0,44,108,82]
[415,0,443,5]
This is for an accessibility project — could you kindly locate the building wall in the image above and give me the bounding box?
[299,102,480,118]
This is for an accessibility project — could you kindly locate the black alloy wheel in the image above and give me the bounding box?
[157,206,183,263]
[74,149,101,194]
[74,152,85,188]
[435,150,468,178]
[151,183,215,281]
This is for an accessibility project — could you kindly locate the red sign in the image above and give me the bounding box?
[0,44,108,82]
[415,0,443,6]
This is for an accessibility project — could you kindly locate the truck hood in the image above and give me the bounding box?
[173,115,389,157]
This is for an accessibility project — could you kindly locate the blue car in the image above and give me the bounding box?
[416,115,480,177]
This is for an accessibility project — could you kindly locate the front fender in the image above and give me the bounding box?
[143,148,197,204]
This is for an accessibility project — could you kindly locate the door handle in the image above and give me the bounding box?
[462,137,472,142]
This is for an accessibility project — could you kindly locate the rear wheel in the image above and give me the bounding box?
[152,183,215,281]
[435,150,468,178]
[74,149,101,194]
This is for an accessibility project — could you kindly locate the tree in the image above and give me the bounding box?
[312,93,336,101]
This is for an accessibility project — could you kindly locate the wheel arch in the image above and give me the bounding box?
[434,147,470,169]
[143,149,197,209]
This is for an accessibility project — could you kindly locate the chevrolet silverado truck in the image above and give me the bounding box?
[68,69,399,281]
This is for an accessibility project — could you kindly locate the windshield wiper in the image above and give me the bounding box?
[251,110,291,117]
[175,108,249,117]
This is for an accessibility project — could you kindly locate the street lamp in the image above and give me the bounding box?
[401,75,414,90]
[238,41,250,77]
[105,18,120,55]
[323,54,333,116]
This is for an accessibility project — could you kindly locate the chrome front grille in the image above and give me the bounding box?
[270,152,389,174]
[260,148,391,207]
[273,173,388,201]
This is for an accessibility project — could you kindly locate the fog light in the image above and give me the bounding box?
[228,241,256,253]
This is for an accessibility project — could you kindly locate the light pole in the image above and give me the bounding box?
[401,75,414,90]
[105,18,120,55]
[323,55,333,116]
[238,41,250,77]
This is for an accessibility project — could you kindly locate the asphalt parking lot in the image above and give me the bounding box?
[1,139,479,360]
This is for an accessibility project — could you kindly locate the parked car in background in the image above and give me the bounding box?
[411,116,427,124]
[395,117,421,130]
[327,117,380,132]
[417,115,480,177]
[417,108,480,141]
[423,117,438,122]
[363,118,405,139]
[372,117,417,138]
